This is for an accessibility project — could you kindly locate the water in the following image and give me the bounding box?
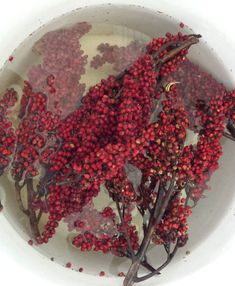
[0,4,234,280]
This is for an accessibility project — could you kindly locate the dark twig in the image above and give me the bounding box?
[124,177,176,286]
[26,178,41,239]
[37,207,43,223]
[227,121,235,138]
[152,41,181,59]
[141,259,156,273]
[155,35,201,68]
[135,241,179,282]
[223,131,235,141]
[15,181,29,215]
[120,251,156,273]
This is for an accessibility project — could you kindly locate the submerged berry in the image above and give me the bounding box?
[28,240,34,246]
[99,271,105,277]
[66,262,72,268]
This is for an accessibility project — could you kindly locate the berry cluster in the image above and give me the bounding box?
[0,89,17,175]
[32,33,194,243]
[12,83,60,180]
[153,197,192,247]
[27,22,91,117]
[91,40,145,72]
[72,205,139,256]
[162,59,235,202]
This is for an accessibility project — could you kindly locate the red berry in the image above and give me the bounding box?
[99,271,105,277]
[28,240,33,246]
[179,22,185,28]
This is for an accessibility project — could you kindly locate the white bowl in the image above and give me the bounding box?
[0,1,235,286]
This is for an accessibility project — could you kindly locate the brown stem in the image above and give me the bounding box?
[135,242,179,282]
[152,40,181,58]
[156,35,201,67]
[124,178,175,286]
[121,251,156,273]
[26,178,41,239]
[141,260,156,273]
[37,208,43,223]
[226,121,235,138]
[223,131,235,141]
[15,181,29,215]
